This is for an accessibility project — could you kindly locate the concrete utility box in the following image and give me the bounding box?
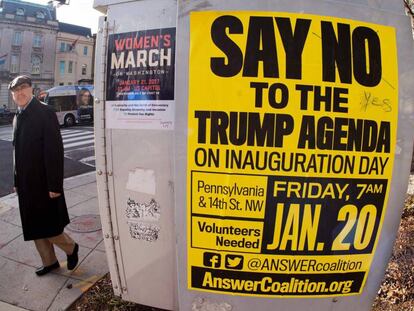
[93,0,414,310]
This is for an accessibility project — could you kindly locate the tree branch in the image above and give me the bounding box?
[404,0,414,18]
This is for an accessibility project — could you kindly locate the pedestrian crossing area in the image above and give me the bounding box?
[0,127,13,142]
[61,129,95,150]
[0,128,95,151]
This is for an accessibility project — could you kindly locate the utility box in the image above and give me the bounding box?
[93,0,414,310]
[93,0,177,310]
[174,0,414,310]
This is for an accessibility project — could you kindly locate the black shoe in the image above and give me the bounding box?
[67,243,79,270]
[35,261,60,276]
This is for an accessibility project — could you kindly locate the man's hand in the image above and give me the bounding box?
[13,187,17,193]
[49,192,61,199]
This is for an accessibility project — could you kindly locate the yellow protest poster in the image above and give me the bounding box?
[187,11,398,297]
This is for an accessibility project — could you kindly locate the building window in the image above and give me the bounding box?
[16,8,24,16]
[0,54,6,70]
[59,61,65,75]
[36,11,45,19]
[83,46,88,56]
[68,82,72,85]
[59,42,73,52]
[81,64,87,75]
[59,82,64,86]
[31,55,41,74]
[68,61,73,73]
[33,34,42,48]
[13,31,22,46]
[10,55,19,73]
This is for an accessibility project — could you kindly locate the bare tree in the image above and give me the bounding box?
[404,0,414,37]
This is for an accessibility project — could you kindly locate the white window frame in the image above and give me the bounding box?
[36,11,45,19]
[59,60,65,75]
[13,31,22,46]
[16,8,24,16]
[33,34,42,48]
[10,55,19,73]
[31,55,41,74]
[81,64,87,75]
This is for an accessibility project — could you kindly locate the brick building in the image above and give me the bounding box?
[55,22,94,86]
[0,0,58,109]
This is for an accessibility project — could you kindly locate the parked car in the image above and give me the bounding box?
[0,106,13,124]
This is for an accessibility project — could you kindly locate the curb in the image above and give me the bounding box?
[64,171,96,182]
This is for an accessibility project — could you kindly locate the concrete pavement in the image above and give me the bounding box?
[0,172,108,311]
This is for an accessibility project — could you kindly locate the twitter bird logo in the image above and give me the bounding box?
[225,255,244,270]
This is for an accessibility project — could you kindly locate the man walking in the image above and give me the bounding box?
[10,75,79,276]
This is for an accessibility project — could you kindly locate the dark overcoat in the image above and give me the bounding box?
[13,97,70,241]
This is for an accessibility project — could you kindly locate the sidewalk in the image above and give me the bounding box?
[0,172,108,311]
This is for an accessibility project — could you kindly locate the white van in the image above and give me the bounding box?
[44,85,94,126]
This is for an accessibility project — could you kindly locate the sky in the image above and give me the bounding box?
[27,0,103,33]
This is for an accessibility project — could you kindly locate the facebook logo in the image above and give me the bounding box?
[203,252,221,268]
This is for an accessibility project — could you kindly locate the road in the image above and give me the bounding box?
[0,124,95,197]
